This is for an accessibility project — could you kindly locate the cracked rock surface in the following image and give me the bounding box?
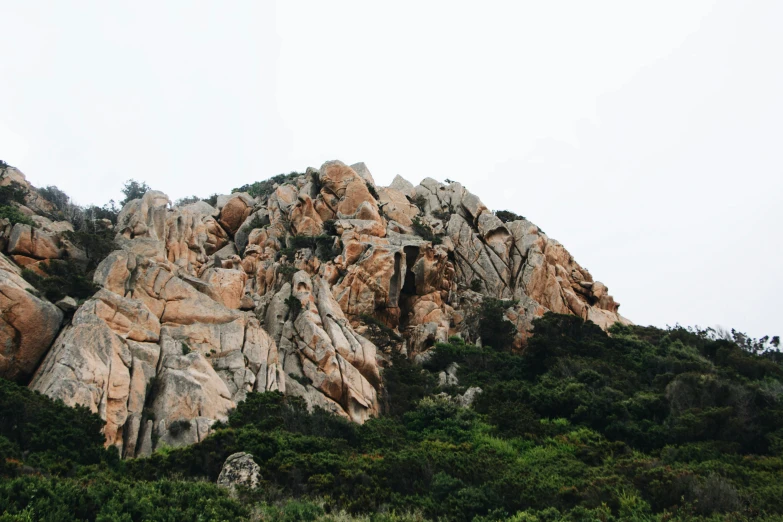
[0,161,628,455]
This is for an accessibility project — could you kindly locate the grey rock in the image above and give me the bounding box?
[55,296,78,312]
[217,452,262,494]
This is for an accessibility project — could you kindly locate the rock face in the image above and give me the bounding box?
[0,253,63,382]
[217,452,262,493]
[1,160,628,457]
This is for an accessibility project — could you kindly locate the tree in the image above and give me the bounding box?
[120,179,151,206]
[478,298,518,351]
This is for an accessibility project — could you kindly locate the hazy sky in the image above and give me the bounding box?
[1,1,780,338]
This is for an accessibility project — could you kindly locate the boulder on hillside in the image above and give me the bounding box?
[217,452,262,494]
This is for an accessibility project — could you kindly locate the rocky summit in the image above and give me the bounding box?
[0,160,627,456]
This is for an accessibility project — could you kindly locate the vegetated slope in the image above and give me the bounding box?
[2,313,783,521]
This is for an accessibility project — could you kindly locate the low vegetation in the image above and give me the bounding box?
[1,313,781,520]
[411,217,443,245]
[494,210,524,223]
[233,172,301,200]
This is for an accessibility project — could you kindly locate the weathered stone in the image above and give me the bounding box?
[218,193,254,236]
[377,187,419,227]
[217,452,262,494]
[55,296,79,312]
[0,253,63,382]
[30,314,132,450]
[200,267,247,310]
[7,223,63,259]
[116,190,171,241]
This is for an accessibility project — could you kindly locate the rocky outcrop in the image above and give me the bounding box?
[30,247,285,456]
[1,159,627,458]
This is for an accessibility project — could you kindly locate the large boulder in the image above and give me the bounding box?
[0,253,63,382]
[7,223,63,260]
[116,190,171,241]
[218,193,254,236]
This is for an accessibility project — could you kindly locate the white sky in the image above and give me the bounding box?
[1,1,780,338]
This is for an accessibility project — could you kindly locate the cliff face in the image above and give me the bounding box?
[0,161,628,455]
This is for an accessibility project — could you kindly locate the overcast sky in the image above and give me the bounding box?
[1,1,780,338]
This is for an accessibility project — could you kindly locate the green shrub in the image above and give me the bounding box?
[381,353,437,417]
[478,298,518,351]
[322,219,337,236]
[431,208,450,221]
[410,195,427,212]
[290,235,317,249]
[495,210,524,223]
[288,373,313,387]
[22,260,98,302]
[174,195,201,206]
[411,217,443,244]
[0,182,27,207]
[81,202,120,224]
[233,172,301,199]
[2,303,782,521]
[366,181,380,200]
[168,419,192,438]
[38,186,70,211]
[314,236,341,262]
[120,179,151,206]
[287,235,340,262]
[0,378,109,474]
[0,205,35,227]
[240,213,268,236]
[285,294,303,320]
[63,218,115,270]
[277,246,296,262]
[360,314,403,351]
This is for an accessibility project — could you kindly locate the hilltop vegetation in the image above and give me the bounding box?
[1,313,782,521]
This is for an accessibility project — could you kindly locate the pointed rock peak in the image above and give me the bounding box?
[389,174,415,197]
[350,162,376,186]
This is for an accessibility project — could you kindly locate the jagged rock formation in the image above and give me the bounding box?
[0,161,628,455]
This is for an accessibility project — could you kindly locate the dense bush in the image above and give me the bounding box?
[63,218,116,270]
[477,298,518,351]
[0,182,27,207]
[0,180,34,227]
[288,234,342,262]
[494,210,524,223]
[38,185,70,211]
[173,195,201,206]
[411,217,442,245]
[22,260,98,302]
[2,313,783,521]
[360,314,403,351]
[233,172,301,199]
[0,379,110,475]
[366,181,380,200]
[0,205,35,227]
[120,179,152,206]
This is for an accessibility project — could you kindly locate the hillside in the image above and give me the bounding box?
[0,160,781,521]
[0,159,625,455]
